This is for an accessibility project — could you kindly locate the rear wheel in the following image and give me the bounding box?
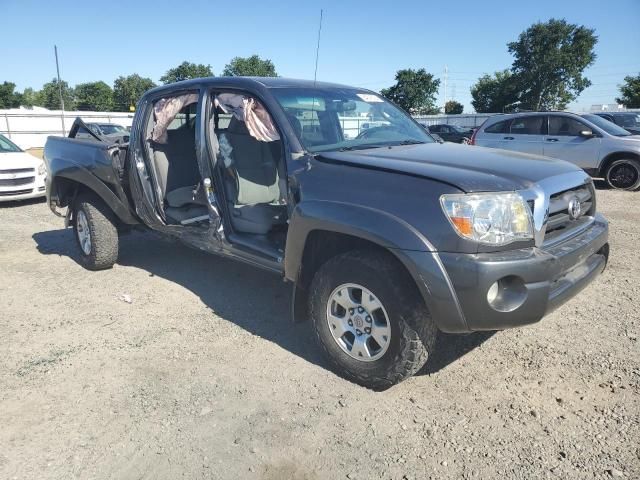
[605,159,640,191]
[309,250,437,390]
[72,193,119,270]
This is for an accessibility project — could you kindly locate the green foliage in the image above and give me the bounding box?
[222,55,277,77]
[39,78,75,110]
[75,81,113,111]
[616,73,640,108]
[444,100,463,114]
[20,88,41,108]
[113,74,156,111]
[470,70,519,113]
[380,68,440,115]
[507,18,597,111]
[160,61,214,84]
[0,82,23,109]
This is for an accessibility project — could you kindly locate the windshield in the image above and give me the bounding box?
[272,87,433,153]
[616,113,640,128]
[450,125,470,133]
[0,134,22,153]
[582,114,632,136]
[98,124,126,135]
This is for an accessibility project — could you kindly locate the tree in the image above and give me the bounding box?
[508,18,597,111]
[113,74,156,111]
[39,78,75,110]
[160,61,213,84]
[0,82,23,109]
[470,70,519,113]
[616,73,640,108]
[222,55,277,77]
[444,100,463,114]
[20,88,41,108]
[380,68,440,115]
[75,81,114,111]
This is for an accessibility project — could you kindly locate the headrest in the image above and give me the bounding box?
[227,116,250,135]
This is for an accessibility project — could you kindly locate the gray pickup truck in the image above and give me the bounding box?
[44,77,609,389]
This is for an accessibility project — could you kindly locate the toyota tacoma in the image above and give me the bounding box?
[43,77,609,389]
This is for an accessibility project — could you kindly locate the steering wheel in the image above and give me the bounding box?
[355,125,402,140]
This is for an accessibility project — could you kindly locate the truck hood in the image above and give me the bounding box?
[317,142,583,192]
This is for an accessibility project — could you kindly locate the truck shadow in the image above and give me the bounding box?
[32,228,493,383]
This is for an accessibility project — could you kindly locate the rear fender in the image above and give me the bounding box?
[49,158,138,224]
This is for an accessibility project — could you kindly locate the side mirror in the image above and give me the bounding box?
[579,129,594,138]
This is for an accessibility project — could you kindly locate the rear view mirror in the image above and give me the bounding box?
[579,129,594,138]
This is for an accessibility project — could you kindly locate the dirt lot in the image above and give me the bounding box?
[1,187,638,480]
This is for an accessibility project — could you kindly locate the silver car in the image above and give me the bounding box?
[472,112,640,190]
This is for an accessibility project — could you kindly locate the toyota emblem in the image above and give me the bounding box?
[568,196,581,220]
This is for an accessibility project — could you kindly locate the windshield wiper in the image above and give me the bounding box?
[388,139,427,146]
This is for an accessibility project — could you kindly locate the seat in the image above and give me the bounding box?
[151,127,209,224]
[223,117,286,234]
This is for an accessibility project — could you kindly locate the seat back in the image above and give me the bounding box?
[224,117,281,206]
[151,127,200,200]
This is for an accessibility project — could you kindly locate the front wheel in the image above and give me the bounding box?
[309,250,437,390]
[72,193,119,270]
[605,159,640,190]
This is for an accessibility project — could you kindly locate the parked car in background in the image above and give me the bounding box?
[594,112,640,135]
[417,123,444,143]
[74,121,130,143]
[44,77,609,389]
[0,134,47,201]
[428,124,474,144]
[472,112,640,190]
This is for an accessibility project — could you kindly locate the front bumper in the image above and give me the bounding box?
[436,214,609,331]
[0,179,46,202]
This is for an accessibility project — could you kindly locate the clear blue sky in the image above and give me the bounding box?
[2,0,639,112]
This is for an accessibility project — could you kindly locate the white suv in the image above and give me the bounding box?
[0,134,47,201]
[472,112,640,190]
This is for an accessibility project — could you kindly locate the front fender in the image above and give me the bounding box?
[284,200,469,333]
[284,199,435,281]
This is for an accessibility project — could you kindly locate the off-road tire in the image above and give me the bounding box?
[605,159,640,191]
[309,250,437,390]
[72,193,119,270]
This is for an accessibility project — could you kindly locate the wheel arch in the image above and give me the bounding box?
[284,201,467,332]
[598,151,640,177]
[49,170,138,225]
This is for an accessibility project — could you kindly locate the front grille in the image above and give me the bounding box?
[0,188,33,196]
[544,183,595,243]
[0,168,34,175]
[0,176,35,187]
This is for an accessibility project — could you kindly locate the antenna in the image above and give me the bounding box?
[54,45,66,135]
[313,9,323,85]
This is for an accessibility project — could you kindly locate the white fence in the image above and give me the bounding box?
[0,109,135,150]
[413,113,496,128]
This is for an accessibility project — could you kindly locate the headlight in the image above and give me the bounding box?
[38,162,47,176]
[440,192,533,245]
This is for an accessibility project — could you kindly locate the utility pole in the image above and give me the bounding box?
[443,65,448,113]
[54,45,66,135]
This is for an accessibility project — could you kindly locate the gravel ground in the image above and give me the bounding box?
[1,186,638,480]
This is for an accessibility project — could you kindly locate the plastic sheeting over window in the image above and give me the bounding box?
[216,93,280,142]
[151,93,199,144]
